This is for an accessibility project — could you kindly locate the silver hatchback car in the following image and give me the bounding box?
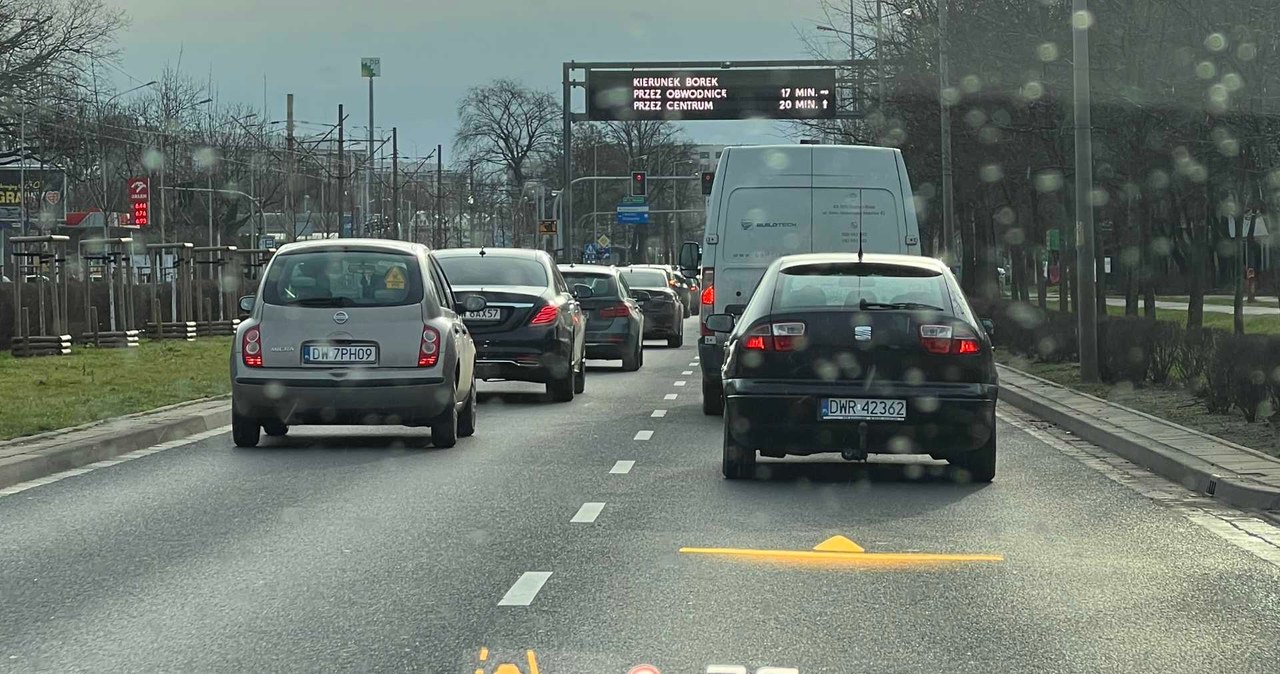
[230,239,484,448]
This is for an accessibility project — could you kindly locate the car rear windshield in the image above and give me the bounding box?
[261,250,423,308]
[437,255,548,287]
[773,263,950,311]
[563,272,619,298]
[619,268,669,289]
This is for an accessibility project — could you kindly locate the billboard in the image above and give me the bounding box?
[0,167,68,228]
[587,68,838,121]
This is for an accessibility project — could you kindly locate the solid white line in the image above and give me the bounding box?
[664,393,678,400]
[497,571,553,606]
[706,667,747,674]
[571,502,606,523]
[610,460,635,474]
[682,370,693,375]
[651,409,667,418]
[634,430,654,441]
[674,380,687,387]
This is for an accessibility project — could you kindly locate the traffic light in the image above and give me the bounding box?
[701,171,715,196]
[631,171,647,197]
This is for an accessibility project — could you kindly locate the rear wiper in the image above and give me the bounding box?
[859,300,945,312]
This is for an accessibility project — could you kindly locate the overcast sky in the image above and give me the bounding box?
[108,0,832,161]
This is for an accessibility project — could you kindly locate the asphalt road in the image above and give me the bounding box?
[3,315,1280,673]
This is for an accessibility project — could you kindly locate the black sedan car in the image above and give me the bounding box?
[559,264,646,371]
[633,264,693,317]
[705,253,998,481]
[618,266,685,348]
[436,248,588,402]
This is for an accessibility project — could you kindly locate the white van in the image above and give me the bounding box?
[678,144,923,415]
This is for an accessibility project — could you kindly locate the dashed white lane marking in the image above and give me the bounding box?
[497,572,552,606]
[682,370,694,375]
[610,460,635,474]
[999,407,1280,569]
[674,380,687,387]
[571,502,606,523]
[652,410,668,418]
[689,362,698,367]
[664,393,678,400]
[634,430,654,441]
[706,667,798,674]
[0,426,231,498]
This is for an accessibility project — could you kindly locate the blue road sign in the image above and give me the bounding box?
[616,211,649,225]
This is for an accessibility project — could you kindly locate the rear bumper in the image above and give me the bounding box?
[723,378,997,458]
[233,374,451,426]
[584,325,636,360]
[472,326,572,383]
[642,306,680,336]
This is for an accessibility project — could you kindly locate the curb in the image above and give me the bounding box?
[997,366,1280,513]
[0,400,231,491]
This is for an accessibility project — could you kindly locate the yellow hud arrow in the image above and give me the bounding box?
[679,535,1003,568]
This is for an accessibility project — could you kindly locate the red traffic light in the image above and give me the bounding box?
[701,171,715,196]
[631,171,647,197]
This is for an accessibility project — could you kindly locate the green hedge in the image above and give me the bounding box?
[975,299,1280,424]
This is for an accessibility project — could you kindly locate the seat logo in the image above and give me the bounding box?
[333,311,350,325]
[854,325,872,341]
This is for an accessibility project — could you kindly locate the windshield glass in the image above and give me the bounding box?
[619,268,669,289]
[437,255,548,287]
[774,264,949,310]
[261,250,422,307]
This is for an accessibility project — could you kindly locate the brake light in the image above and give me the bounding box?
[242,326,263,367]
[419,326,440,367]
[742,322,806,352]
[600,303,630,319]
[530,304,558,325]
[701,284,714,306]
[920,324,982,355]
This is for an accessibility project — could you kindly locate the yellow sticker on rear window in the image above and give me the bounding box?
[384,266,406,290]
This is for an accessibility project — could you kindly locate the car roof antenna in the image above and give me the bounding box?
[478,248,487,257]
[857,233,864,262]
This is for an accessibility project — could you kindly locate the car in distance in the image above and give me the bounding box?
[231,239,482,449]
[633,264,693,317]
[705,253,998,482]
[435,248,588,402]
[559,263,646,371]
[618,265,686,348]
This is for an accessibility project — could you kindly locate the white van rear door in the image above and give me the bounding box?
[812,188,903,253]
[719,186,813,308]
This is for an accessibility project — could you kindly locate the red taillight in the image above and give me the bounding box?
[242,326,263,367]
[700,285,714,306]
[742,322,806,352]
[700,268,717,337]
[920,324,982,355]
[530,304,559,325]
[600,303,630,319]
[419,326,440,367]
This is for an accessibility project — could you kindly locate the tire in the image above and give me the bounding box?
[949,428,997,483]
[548,358,576,402]
[573,351,586,394]
[621,339,641,372]
[431,386,460,449]
[722,418,756,480]
[232,410,260,448]
[702,376,724,416]
[457,375,477,438]
[668,323,684,348]
[262,419,288,437]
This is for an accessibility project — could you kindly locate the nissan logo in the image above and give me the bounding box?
[333,311,349,325]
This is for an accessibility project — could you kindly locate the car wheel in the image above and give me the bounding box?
[668,325,684,348]
[457,375,478,438]
[573,351,586,394]
[702,376,724,416]
[431,389,460,448]
[722,419,756,480]
[621,339,641,372]
[949,428,996,483]
[232,410,261,448]
[262,419,288,437]
[547,360,576,402]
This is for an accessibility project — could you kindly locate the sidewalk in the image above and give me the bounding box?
[998,364,1280,512]
[0,397,230,490]
[1104,297,1280,315]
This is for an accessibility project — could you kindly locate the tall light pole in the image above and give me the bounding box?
[99,81,157,237]
[939,0,957,267]
[1073,0,1099,382]
[361,58,381,238]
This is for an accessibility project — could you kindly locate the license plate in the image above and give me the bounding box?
[303,344,378,364]
[821,398,906,421]
[466,308,502,321]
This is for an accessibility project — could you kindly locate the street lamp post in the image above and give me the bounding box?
[1073,0,1099,382]
[99,81,157,238]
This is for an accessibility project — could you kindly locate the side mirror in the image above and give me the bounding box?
[238,295,255,313]
[981,318,995,336]
[705,313,735,333]
[459,295,487,313]
[630,289,652,301]
[572,284,594,299]
[678,241,701,276]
